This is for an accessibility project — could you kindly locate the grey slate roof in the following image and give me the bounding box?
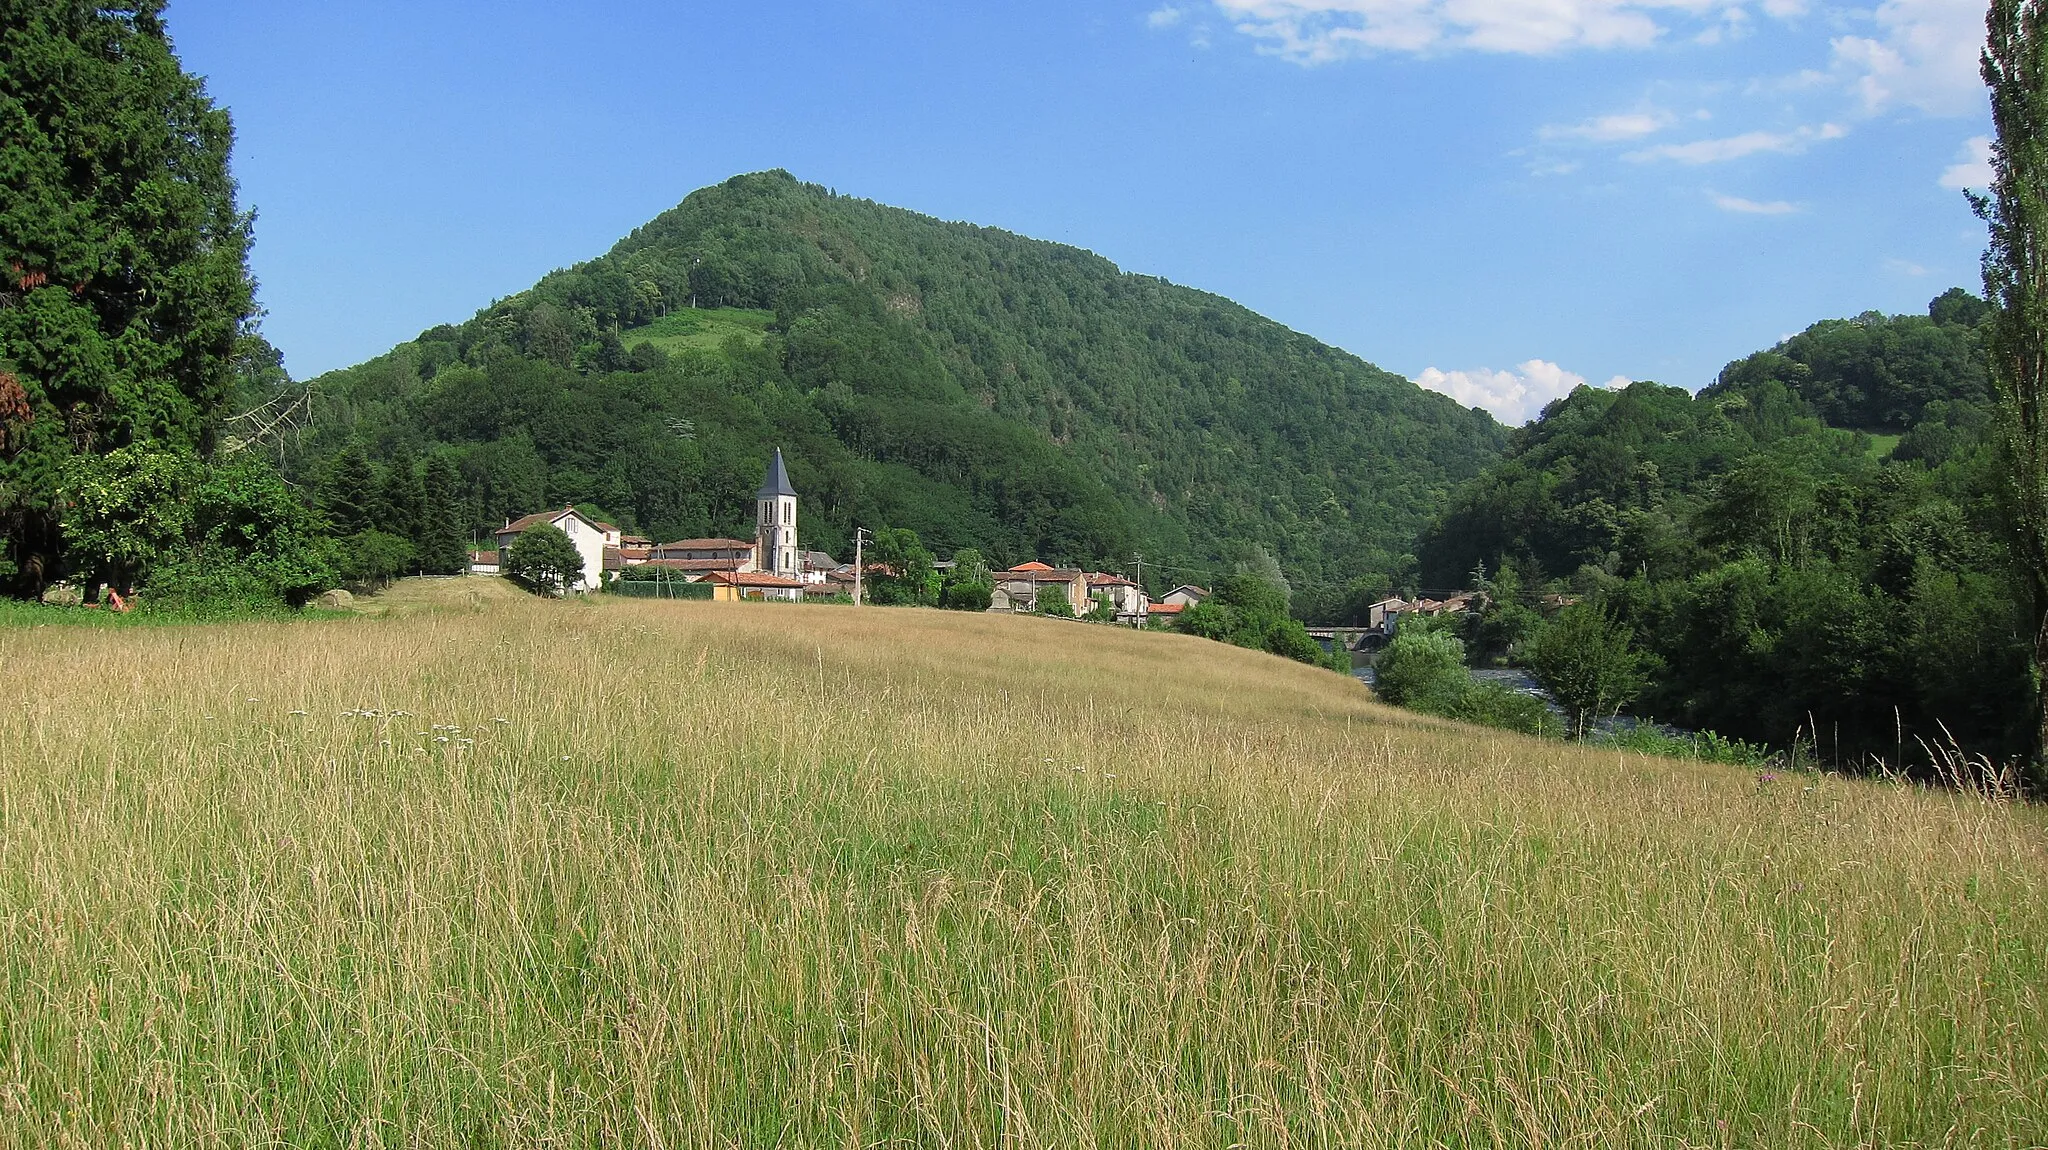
[757,448,796,498]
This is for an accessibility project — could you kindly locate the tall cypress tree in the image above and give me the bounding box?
[0,3,256,594]
[1978,0,2048,766]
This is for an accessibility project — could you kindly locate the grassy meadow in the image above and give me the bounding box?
[617,307,776,356]
[1,581,2044,1147]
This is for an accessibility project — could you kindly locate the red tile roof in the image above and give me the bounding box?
[659,537,755,551]
[470,550,499,564]
[1148,602,1186,615]
[642,558,745,572]
[998,567,1083,583]
[1007,561,1055,572]
[707,570,805,588]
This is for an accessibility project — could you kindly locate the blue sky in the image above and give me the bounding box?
[170,0,1993,424]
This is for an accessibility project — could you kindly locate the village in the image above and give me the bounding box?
[463,449,1487,646]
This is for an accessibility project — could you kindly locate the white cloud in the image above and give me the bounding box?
[1938,134,1993,190]
[1414,359,1630,424]
[1148,5,1188,28]
[1885,257,1930,275]
[1832,0,1987,115]
[1541,108,1675,141]
[1711,192,1799,213]
[1209,0,1728,60]
[1627,122,1844,163]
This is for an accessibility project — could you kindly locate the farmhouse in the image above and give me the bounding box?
[493,507,616,593]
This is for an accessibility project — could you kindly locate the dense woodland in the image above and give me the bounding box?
[278,171,1505,595]
[1412,289,2035,768]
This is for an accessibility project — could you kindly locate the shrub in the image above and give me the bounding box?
[1374,629,1469,712]
[1263,618,1325,664]
[1038,585,1074,618]
[1444,682,1560,738]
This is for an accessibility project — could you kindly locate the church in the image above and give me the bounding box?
[638,448,832,600]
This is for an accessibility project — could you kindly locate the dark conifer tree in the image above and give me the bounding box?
[0,2,256,594]
[320,443,376,537]
[418,455,469,575]
[375,448,424,551]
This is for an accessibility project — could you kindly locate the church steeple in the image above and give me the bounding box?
[754,448,799,579]
[757,447,796,499]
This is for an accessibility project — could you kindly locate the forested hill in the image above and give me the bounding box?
[1412,291,2030,763]
[290,170,1504,596]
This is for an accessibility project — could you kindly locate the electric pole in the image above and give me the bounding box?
[853,527,868,606]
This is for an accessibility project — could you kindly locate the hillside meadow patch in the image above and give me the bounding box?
[0,592,2042,1146]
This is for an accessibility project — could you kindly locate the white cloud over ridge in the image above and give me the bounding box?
[1414,360,1630,424]
[1939,134,1993,189]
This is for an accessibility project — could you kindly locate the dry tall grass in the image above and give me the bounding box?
[1,589,2044,1147]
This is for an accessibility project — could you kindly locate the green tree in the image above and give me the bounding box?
[340,531,413,592]
[1976,0,2048,764]
[184,456,336,605]
[1037,584,1074,618]
[504,523,582,596]
[0,2,256,594]
[59,445,199,595]
[939,548,993,611]
[1373,628,1469,712]
[1522,605,1655,738]
[868,527,936,606]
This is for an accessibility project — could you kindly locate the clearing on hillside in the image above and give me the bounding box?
[2,597,2043,1146]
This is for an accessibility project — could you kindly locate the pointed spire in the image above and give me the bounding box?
[757,447,796,497]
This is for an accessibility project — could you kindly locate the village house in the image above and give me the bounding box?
[1146,600,1185,624]
[1086,572,1146,623]
[654,538,757,568]
[989,562,1090,615]
[1161,584,1209,608]
[704,569,805,602]
[492,506,615,593]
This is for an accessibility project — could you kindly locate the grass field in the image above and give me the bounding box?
[2,582,2044,1146]
[616,307,775,356]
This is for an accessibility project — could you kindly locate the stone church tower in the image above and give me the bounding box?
[755,448,799,579]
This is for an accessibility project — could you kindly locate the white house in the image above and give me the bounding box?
[1087,572,1146,624]
[495,507,611,593]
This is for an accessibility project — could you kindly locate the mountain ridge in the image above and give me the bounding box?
[294,170,1506,600]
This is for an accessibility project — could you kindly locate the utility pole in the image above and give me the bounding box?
[853,527,868,606]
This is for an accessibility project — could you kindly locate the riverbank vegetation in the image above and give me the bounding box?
[2,595,2042,1144]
